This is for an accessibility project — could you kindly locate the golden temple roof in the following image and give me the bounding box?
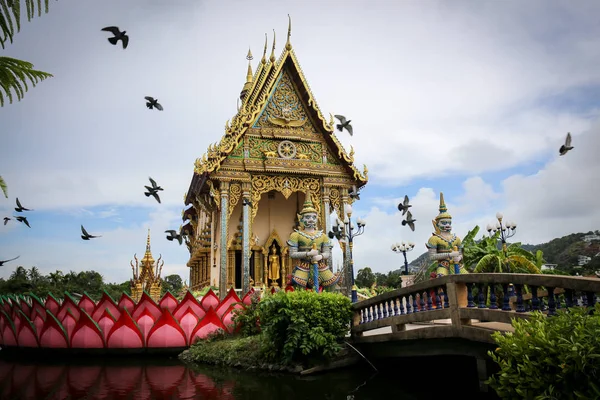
[189,16,368,203]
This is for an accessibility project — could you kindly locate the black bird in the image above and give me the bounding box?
[334,115,353,136]
[3,217,10,225]
[559,132,574,156]
[144,97,164,111]
[15,216,30,228]
[145,190,161,204]
[242,198,252,207]
[397,195,412,216]
[349,185,361,201]
[145,177,163,192]
[81,225,102,240]
[101,26,129,49]
[15,198,33,212]
[165,230,183,245]
[0,256,19,267]
[401,211,416,232]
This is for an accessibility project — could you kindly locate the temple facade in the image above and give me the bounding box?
[130,229,164,302]
[182,19,368,298]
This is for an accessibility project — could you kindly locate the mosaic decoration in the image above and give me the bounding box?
[253,71,314,133]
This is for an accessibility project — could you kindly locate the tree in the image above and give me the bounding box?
[161,274,183,295]
[0,0,56,106]
[355,267,375,288]
[0,175,7,198]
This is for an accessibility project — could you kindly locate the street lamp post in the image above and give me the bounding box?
[328,204,366,303]
[391,242,415,275]
[486,212,517,257]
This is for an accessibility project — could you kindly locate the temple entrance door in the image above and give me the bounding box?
[234,250,242,290]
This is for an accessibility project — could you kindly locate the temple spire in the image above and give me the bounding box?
[269,29,276,63]
[285,14,292,50]
[145,228,151,254]
[240,48,254,100]
[261,33,267,64]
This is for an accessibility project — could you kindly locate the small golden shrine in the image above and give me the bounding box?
[182,17,368,298]
[130,229,164,302]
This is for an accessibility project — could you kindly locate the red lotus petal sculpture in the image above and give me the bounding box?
[0,289,255,352]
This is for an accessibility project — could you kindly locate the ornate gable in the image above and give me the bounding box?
[252,70,317,134]
[188,22,368,205]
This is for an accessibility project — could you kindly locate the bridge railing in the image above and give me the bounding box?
[351,273,600,338]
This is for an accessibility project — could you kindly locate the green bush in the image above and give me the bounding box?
[487,304,600,399]
[258,290,352,366]
[232,291,262,337]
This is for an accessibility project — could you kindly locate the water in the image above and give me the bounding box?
[0,354,499,399]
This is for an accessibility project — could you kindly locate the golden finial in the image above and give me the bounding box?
[270,29,276,63]
[146,228,151,252]
[241,48,254,97]
[261,33,267,64]
[439,192,447,214]
[285,14,292,50]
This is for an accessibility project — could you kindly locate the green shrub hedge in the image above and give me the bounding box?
[233,290,352,366]
[487,304,600,399]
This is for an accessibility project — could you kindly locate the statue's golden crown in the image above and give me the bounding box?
[299,190,317,215]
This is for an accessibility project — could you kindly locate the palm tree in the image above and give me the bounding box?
[0,175,7,198]
[1,0,57,106]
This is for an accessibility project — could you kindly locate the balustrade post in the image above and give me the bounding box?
[351,310,363,338]
[446,280,471,330]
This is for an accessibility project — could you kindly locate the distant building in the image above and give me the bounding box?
[541,264,558,271]
[583,234,600,243]
[578,255,592,266]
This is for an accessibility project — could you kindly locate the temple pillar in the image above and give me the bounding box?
[242,184,251,295]
[322,186,332,271]
[341,188,351,298]
[219,181,230,300]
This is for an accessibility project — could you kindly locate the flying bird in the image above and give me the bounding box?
[397,195,412,216]
[559,132,574,156]
[401,211,416,232]
[334,115,353,136]
[3,217,10,225]
[145,190,161,204]
[165,230,183,245]
[101,26,129,49]
[145,97,164,111]
[349,185,361,201]
[0,256,20,267]
[15,216,30,228]
[145,177,163,192]
[81,225,102,240]
[15,198,33,212]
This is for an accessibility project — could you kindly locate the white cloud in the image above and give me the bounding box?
[1,1,599,282]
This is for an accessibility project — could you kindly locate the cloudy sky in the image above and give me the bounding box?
[1,0,599,284]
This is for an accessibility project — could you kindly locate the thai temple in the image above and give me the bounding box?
[181,17,368,298]
[130,229,164,302]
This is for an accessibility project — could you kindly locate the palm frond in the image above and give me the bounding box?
[507,255,541,274]
[507,247,537,262]
[473,254,501,273]
[0,56,52,106]
[1,0,55,49]
[462,225,480,245]
[0,175,7,198]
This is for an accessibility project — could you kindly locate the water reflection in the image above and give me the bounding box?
[0,355,498,399]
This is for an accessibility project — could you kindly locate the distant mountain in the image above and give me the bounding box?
[522,230,600,272]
